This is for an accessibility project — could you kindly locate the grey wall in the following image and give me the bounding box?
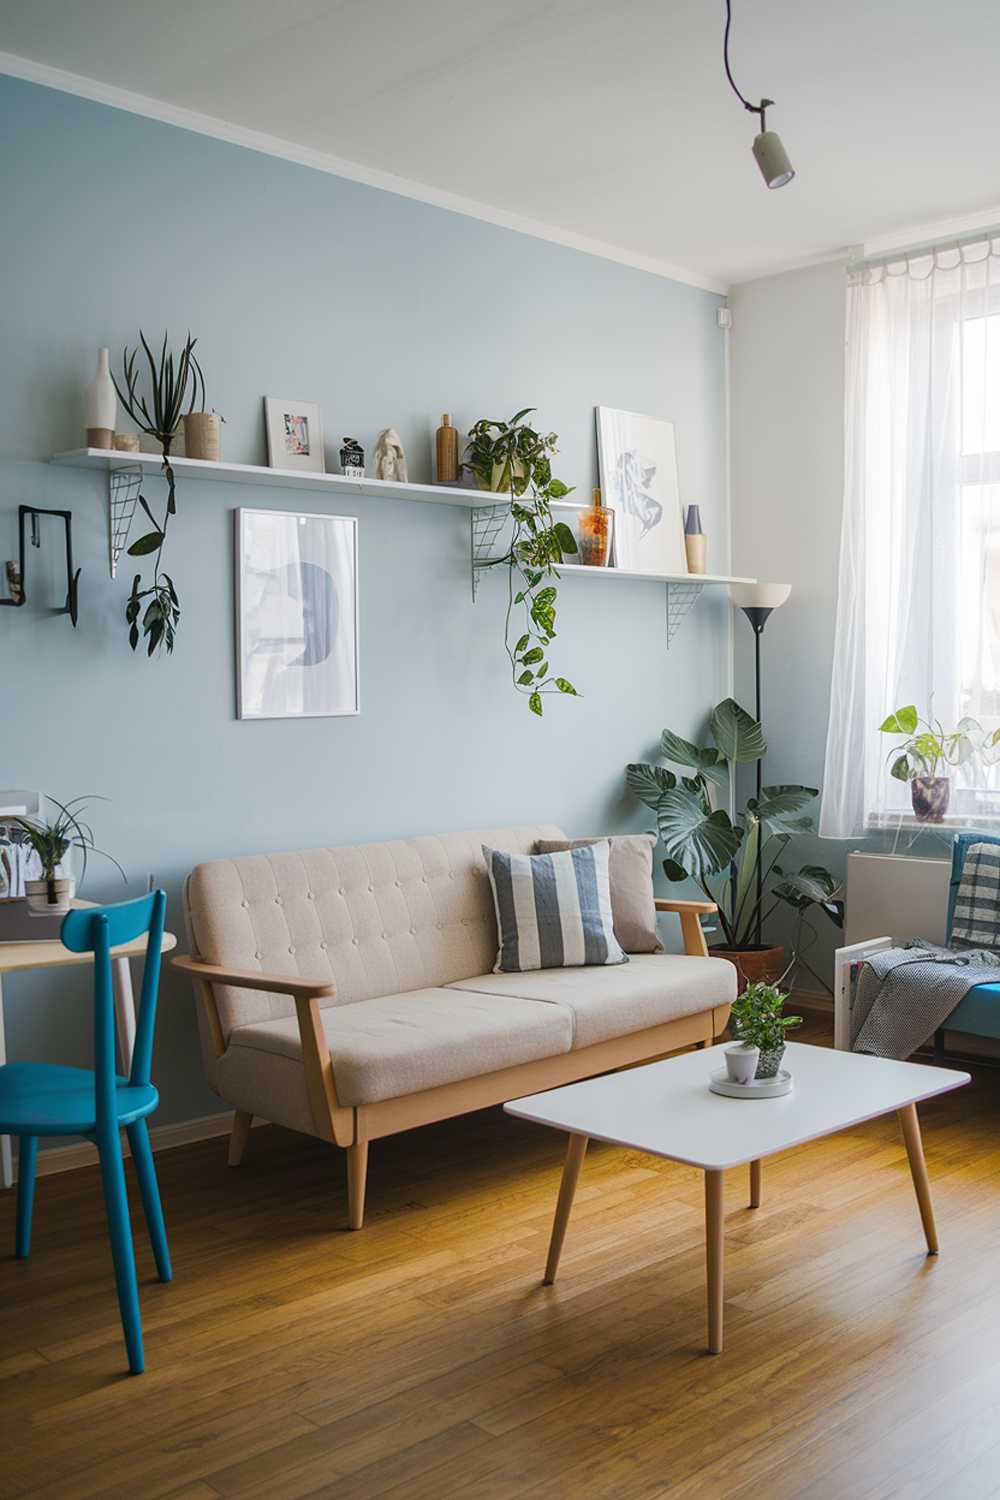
[0,75,730,1129]
[729,259,950,984]
[729,260,850,980]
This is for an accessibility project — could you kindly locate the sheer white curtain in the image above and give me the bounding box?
[821,237,1000,837]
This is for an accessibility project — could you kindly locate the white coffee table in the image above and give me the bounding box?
[505,1042,970,1354]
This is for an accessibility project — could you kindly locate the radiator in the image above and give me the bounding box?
[837,850,1000,1057]
[844,852,950,947]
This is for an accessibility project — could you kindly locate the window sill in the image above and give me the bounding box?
[865,812,1000,832]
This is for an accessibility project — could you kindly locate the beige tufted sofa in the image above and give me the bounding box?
[173,825,736,1228]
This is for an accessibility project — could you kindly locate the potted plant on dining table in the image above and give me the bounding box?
[11,796,125,917]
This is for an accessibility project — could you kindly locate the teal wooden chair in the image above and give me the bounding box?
[0,891,171,1374]
[940,832,1000,1050]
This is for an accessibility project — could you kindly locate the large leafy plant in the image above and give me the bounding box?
[626,698,842,950]
[112,332,206,655]
[466,409,579,715]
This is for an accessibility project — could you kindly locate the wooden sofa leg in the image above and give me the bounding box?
[228,1110,252,1167]
[347,1141,368,1230]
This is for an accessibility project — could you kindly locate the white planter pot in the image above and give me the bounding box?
[24,876,75,918]
[84,347,117,448]
[724,1042,760,1086]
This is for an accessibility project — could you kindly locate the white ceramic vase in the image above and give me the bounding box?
[84,347,117,448]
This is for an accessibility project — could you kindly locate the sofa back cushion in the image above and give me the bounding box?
[184,825,565,1039]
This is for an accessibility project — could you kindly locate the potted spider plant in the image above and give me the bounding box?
[11,796,125,917]
[112,331,207,656]
[465,409,580,716]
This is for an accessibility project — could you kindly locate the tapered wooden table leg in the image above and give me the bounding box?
[544,1133,588,1284]
[705,1169,725,1354]
[749,1158,762,1209]
[898,1102,939,1254]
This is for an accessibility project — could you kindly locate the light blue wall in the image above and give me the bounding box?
[0,75,729,1129]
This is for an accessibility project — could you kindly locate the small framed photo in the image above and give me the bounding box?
[596,406,686,574]
[264,397,325,473]
[235,508,359,720]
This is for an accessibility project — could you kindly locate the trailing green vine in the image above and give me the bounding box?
[465,410,579,715]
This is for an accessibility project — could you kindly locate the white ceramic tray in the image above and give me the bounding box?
[708,1067,793,1099]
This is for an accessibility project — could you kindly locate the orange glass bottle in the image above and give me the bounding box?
[578,486,613,567]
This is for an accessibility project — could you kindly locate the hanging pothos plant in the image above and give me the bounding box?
[464,409,579,715]
[112,332,205,655]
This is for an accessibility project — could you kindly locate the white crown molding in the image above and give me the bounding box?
[0,49,727,296]
[862,205,1000,260]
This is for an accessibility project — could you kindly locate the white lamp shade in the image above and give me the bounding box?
[730,582,791,610]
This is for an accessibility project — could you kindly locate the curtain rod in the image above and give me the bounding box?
[849,223,1000,273]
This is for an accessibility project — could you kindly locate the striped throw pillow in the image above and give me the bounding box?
[482,841,628,973]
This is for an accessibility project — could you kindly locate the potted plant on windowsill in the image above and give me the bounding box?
[878,705,983,823]
[626,698,842,986]
[12,796,126,917]
[729,981,802,1079]
[465,409,580,716]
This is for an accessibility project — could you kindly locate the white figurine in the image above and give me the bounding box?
[373,428,408,483]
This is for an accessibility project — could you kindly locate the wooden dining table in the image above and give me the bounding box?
[0,902,176,1188]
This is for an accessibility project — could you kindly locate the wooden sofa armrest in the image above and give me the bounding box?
[654,898,717,958]
[171,954,336,1000]
[654,899,718,915]
[172,955,352,1147]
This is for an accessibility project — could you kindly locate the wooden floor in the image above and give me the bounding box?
[2,1017,1000,1500]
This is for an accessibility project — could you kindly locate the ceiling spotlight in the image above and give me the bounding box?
[723,0,795,189]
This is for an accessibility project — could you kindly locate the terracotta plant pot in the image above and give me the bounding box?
[910,775,950,823]
[709,943,786,989]
[24,876,74,918]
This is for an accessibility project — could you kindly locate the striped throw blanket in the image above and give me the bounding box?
[951,842,1000,947]
[852,939,1000,1058]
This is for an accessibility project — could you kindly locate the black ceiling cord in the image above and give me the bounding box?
[723,0,773,130]
[721,0,795,188]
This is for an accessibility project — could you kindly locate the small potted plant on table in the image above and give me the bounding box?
[12,796,125,917]
[730,981,802,1079]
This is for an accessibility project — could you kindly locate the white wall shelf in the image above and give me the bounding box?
[469,498,753,645]
[50,450,755,643]
[52,447,491,573]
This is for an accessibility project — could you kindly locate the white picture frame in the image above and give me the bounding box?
[596,406,687,574]
[263,397,325,473]
[235,508,359,720]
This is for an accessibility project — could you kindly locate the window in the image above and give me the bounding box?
[820,240,1000,837]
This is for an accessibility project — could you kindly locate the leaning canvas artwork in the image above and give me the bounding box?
[235,508,359,719]
[596,406,687,574]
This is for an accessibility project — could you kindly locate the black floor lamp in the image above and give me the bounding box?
[730,582,792,944]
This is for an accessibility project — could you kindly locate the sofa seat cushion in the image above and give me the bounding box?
[446,953,737,1049]
[225,987,574,1107]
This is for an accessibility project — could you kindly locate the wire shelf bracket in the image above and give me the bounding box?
[665,580,704,646]
[107,464,143,579]
[470,503,512,601]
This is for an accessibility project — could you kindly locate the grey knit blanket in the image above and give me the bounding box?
[852,939,1000,1058]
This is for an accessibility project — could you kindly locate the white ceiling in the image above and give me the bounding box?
[2,0,999,287]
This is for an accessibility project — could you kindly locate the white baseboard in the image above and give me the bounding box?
[12,1109,265,1182]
